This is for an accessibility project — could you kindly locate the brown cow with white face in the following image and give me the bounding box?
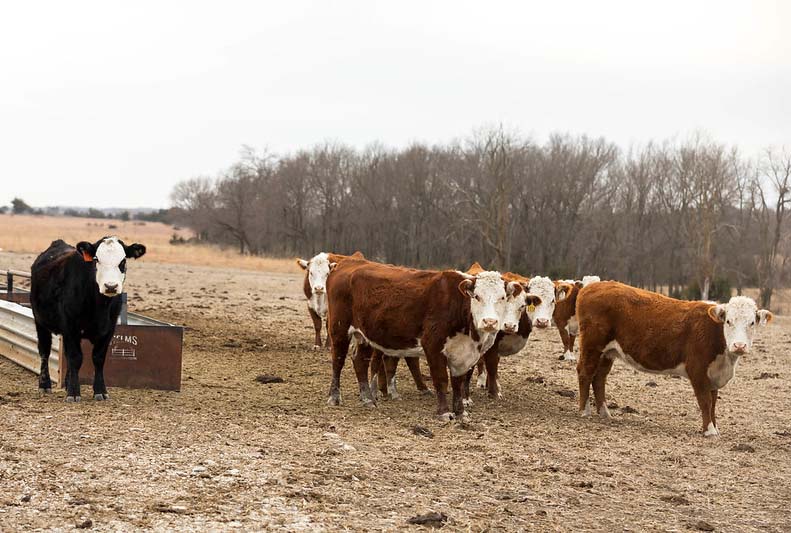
[325,258,528,420]
[553,275,600,361]
[296,251,363,349]
[576,281,772,436]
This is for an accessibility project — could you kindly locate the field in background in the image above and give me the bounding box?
[0,213,298,273]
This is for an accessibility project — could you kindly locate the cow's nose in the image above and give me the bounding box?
[104,283,118,293]
[482,318,498,331]
[314,286,325,293]
[535,318,549,329]
[732,342,747,354]
[503,323,518,334]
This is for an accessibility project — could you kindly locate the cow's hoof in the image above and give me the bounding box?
[420,389,435,397]
[38,387,52,395]
[360,397,377,408]
[580,403,591,417]
[388,392,402,401]
[65,395,81,403]
[327,395,341,407]
[488,391,502,400]
[437,412,454,422]
[704,423,720,437]
[312,344,322,351]
[598,405,612,420]
[460,411,471,423]
[94,393,110,401]
[562,351,577,361]
[476,374,487,389]
[462,398,473,407]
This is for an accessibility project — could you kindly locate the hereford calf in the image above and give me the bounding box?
[297,251,363,348]
[326,259,530,420]
[31,237,146,401]
[553,275,600,361]
[576,281,772,436]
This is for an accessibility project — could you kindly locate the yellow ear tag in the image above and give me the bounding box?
[528,304,536,313]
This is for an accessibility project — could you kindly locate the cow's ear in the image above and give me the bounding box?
[707,304,726,324]
[757,310,773,326]
[329,262,338,271]
[124,243,146,259]
[297,259,309,270]
[525,294,542,307]
[76,241,95,262]
[350,251,364,259]
[506,281,523,297]
[459,278,475,298]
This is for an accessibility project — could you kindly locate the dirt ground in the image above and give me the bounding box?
[1,251,791,532]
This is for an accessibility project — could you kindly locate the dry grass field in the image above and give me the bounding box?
[0,213,298,273]
[1,226,791,531]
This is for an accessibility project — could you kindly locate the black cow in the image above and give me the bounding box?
[30,237,146,401]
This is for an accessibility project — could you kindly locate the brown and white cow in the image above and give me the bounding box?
[325,258,532,420]
[553,275,600,361]
[575,281,772,436]
[296,251,363,349]
[469,265,572,395]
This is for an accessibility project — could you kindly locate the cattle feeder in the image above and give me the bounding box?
[0,269,183,391]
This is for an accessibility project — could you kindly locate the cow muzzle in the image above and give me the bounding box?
[503,323,518,334]
[103,283,119,295]
[731,342,748,355]
[534,318,550,329]
[481,318,499,332]
[313,286,325,294]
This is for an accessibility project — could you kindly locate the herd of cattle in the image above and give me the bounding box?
[21,237,773,439]
[298,251,773,437]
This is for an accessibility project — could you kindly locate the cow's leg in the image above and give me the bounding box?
[352,343,376,407]
[405,357,431,395]
[592,356,615,419]
[324,318,330,349]
[91,333,113,400]
[462,367,474,407]
[475,358,487,389]
[450,374,468,421]
[483,346,501,400]
[34,321,53,394]
[382,356,402,399]
[577,341,603,417]
[569,333,577,354]
[557,323,574,360]
[327,325,351,406]
[308,307,323,349]
[369,350,383,400]
[710,390,719,430]
[62,333,83,402]
[423,346,451,420]
[692,380,717,437]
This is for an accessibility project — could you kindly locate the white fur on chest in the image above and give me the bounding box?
[497,334,528,357]
[707,352,739,389]
[603,340,688,378]
[309,292,327,318]
[443,331,496,377]
[566,316,579,336]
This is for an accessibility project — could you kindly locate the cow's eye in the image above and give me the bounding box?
[726,320,731,326]
[750,321,755,326]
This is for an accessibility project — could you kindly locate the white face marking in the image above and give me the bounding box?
[713,296,763,354]
[348,327,424,358]
[604,340,688,378]
[581,275,600,287]
[443,330,497,377]
[94,238,127,296]
[468,271,508,332]
[526,277,558,329]
[305,253,333,294]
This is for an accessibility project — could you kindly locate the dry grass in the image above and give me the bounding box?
[0,213,298,273]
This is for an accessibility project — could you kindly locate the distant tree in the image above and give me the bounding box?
[0,205,8,214]
[119,211,130,221]
[87,208,106,219]
[11,198,32,214]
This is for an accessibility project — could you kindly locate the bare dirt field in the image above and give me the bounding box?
[1,249,791,532]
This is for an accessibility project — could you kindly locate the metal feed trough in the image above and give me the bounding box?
[0,269,183,391]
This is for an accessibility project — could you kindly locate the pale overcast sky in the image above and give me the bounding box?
[1,1,788,208]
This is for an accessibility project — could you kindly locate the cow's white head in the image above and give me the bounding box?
[500,281,542,334]
[459,271,509,333]
[707,296,773,355]
[297,252,337,294]
[526,276,573,329]
[76,236,146,297]
[581,275,600,287]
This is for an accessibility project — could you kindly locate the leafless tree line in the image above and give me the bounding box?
[170,128,791,309]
